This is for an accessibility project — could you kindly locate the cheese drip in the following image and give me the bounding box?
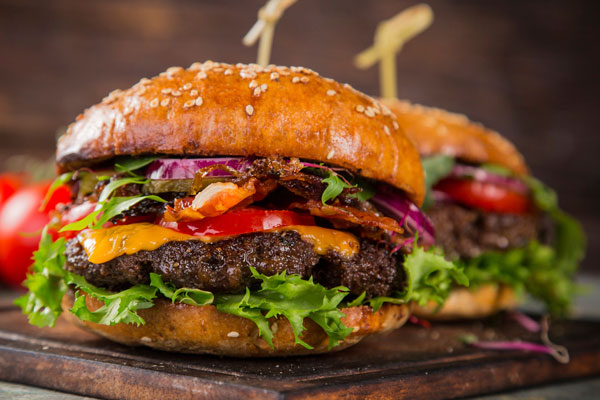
[78,223,359,264]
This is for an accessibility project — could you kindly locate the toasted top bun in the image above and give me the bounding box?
[381,99,528,176]
[63,291,410,357]
[57,61,425,205]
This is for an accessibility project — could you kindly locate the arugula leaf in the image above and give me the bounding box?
[215,267,353,349]
[41,172,74,210]
[114,156,157,176]
[60,195,166,232]
[98,177,148,203]
[349,177,376,201]
[150,273,213,306]
[15,232,68,327]
[421,155,455,209]
[321,171,355,204]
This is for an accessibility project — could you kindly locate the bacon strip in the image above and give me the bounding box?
[289,200,404,234]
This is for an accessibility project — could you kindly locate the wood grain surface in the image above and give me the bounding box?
[1,296,599,400]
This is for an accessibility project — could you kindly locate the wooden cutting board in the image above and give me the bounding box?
[1,295,599,400]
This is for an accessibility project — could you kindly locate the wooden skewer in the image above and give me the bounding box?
[354,4,434,99]
[243,0,298,67]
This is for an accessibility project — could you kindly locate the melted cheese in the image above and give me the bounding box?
[277,225,359,258]
[79,223,360,264]
[79,223,202,264]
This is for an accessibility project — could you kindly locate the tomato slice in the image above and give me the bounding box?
[434,178,531,214]
[159,208,316,236]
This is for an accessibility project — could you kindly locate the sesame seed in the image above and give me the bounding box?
[188,62,203,71]
[196,71,207,80]
[161,88,172,94]
[327,149,335,159]
[189,89,198,97]
[123,107,133,116]
[326,89,336,96]
[160,98,170,107]
[292,76,300,83]
[227,331,240,338]
[166,66,183,75]
[240,70,257,79]
[195,96,203,106]
[260,83,268,92]
[150,98,159,108]
[291,66,301,72]
[279,70,290,76]
[392,121,400,130]
[139,78,151,85]
[270,72,279,81]
[249,80,258,89]
[253,87,262,97]
[183,99,195,108]
[365,107,375,117]
[245,104,254,116]
[213,67,224,72]
[224,69,233,75]
[300,76,309,83]
[356,105,365,113]
[182,83,192,90]
[171,90,182,97]
[384,125,391,135]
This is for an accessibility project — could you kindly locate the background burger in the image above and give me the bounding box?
[383,99,585,319]
[16,62,467,356]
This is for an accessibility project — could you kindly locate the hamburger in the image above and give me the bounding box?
[382,99,585,319]
[16,62,467,356]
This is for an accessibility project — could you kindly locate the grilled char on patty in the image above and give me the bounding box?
[64,231,404,297]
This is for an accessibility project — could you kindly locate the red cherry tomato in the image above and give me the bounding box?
[0,173,24,207]
[434,178,531,214]
[159,209,315,237]
[0,183,51,287]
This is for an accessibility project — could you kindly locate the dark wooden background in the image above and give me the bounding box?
[0,0,598,271]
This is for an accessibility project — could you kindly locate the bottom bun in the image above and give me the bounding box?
[412,284,517,320]
[62,291,410,357]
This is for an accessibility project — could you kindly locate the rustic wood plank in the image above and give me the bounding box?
[1,300,599,399]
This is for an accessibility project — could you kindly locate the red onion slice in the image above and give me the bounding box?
[449,164,529,194]
[371,188,436,246]
[146,157,253,180]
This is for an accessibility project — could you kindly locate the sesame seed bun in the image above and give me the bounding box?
[412,284,517,320]
[62,291,411,357]
[57,61,425,205]
[381,99,528,175]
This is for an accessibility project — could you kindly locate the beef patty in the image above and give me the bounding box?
[427,202,547,259]
[64,231,404,298]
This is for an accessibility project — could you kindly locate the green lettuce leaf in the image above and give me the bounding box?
[150,273,213,306]
[459,240,578,316]
[65,272,157,326]
[215,267,353,349]
[421,154,455,209]
[368,245,468,311]
[14,232,68,327]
